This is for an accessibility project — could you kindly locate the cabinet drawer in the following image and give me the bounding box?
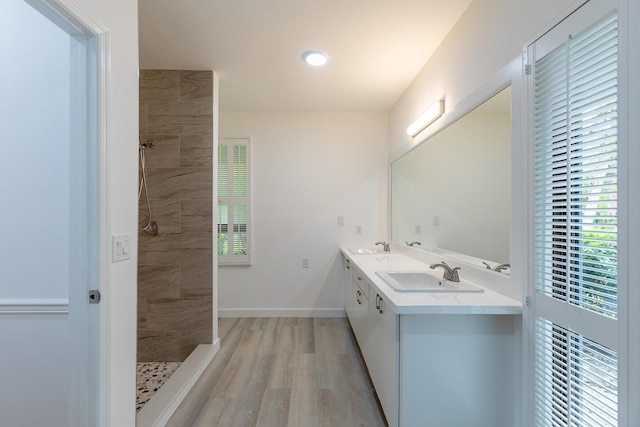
[352,268,370,299]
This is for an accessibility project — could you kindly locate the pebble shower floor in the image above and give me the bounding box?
[136,362,182,411]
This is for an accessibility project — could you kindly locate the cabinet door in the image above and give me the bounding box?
[366,292,399,427]
[350,278,369,343]
[343,256,354,319]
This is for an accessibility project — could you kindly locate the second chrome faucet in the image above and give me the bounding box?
[375,241,390,252]
[430,261,461,282]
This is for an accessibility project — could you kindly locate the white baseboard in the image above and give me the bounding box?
[136,340,220,427]
[218,308,346,318]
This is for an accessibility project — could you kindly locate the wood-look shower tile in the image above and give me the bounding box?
[137,328,181,362]
[137,299,148,329]
[146,297,212,331]
[139,103,148,134]
[180,327,213,360]
[181,200,212,232]
[179,70,213,103]
[138,232,147,264]
[138,264,181,299]
[139,69,180,103]
[147,101,212,135]
[180,133,213,168]
[143,199,180,233]
[146,232,212,265]
[181,263,213,297]
[145,167,212,200]
[139,134,180,168]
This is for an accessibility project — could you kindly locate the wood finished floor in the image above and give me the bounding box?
[166,317,387,427]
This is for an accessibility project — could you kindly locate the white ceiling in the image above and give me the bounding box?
[138,0,472,112]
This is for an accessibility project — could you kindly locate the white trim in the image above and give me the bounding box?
[218,308,346,318]
[136,342,220,427]
[0,299,69,315]
[617,0,638,424]
[25,1,112,425]
[96,27,112,427]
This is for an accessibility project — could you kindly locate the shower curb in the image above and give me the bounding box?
[136,341,220,427]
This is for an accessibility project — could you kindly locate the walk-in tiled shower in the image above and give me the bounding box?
[137,69,214,408]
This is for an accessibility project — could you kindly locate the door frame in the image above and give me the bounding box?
[25,0,112,424]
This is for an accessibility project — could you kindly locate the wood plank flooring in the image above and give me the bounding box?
[165,317,387,427]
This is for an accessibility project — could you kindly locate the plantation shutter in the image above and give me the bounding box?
[528,0,619,425]
[218,138,251,264]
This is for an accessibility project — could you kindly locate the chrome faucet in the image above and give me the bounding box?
[494,263,510,273]
[430,261,461,282]
[405,241,422,247]
[483,261,510,273]
[375,241,390,252]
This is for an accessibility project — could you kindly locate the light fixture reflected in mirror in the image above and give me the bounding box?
[406,99,444,137]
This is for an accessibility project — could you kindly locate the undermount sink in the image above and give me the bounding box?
[376,271,484,293]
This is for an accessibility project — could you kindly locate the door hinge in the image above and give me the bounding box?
[525,64,532,75]
[89,290,101,304]
[525,296,531,307]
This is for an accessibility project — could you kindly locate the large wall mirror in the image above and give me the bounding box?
[392,86,511,273]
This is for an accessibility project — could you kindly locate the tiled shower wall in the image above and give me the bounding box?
[137,70,213,362]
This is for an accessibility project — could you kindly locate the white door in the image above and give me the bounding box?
[0,1,100,425]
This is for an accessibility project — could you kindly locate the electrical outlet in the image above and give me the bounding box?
[302,257,310,268]
[337,216,344,226]
[415,225,422,235]
[433,216,440,226]
[355,225,363,235]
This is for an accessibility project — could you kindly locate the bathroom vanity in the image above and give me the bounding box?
[342,248,522,427]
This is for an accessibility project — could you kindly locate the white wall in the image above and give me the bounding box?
[219,112,388,315]
[389,0,575,154]
[65,0,139,425]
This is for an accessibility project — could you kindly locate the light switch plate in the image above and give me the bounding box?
[112,233,131,262]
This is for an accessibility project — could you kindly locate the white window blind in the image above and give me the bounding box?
[218,138,250,264]
[529,2,618,425]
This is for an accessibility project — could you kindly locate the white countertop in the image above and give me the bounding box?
[341,247,522,315]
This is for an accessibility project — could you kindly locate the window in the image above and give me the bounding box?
[218,138,250,264]
[528,2,619,425]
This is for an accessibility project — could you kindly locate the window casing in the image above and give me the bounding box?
[218,138,251,264]
[528,2,619,425]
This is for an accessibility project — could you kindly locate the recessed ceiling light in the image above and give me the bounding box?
[302,50,328,66]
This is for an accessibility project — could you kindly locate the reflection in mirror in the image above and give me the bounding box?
[392,86,511,272]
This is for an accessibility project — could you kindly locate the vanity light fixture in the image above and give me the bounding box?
[406,99,445,137]
[302,50,328,66]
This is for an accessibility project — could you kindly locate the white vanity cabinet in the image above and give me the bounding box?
[342,252,520,427]
[343,255,399,426]
[363,291,398,427]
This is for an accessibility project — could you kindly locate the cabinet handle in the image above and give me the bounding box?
[376,294,384,314]
[357,276,362,281]
[346,265,350,270]
[356,290,362,305]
